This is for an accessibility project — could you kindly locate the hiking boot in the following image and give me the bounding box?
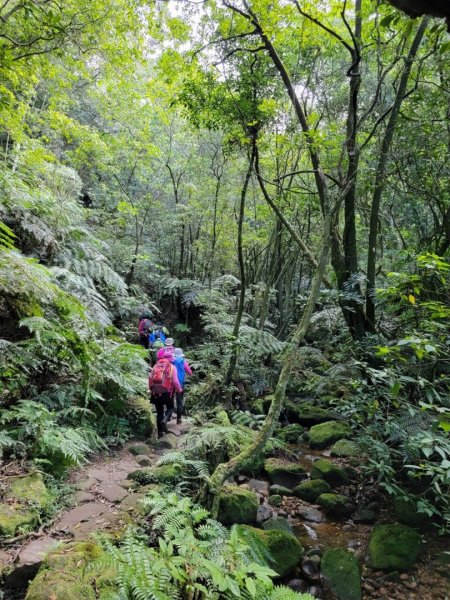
[157,431,164,439]
[161,419,168,433]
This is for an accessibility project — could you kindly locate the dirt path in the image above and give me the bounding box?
[1,420,190,594]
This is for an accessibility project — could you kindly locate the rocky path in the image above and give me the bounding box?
[1,420,190,595]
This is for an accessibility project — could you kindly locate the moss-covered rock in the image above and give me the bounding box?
[330,439,358,457]
[218,486,258,526]
[262,516,294,534]
[275,424,304,443]
[316,493,354,517]
[126,396,156,438]
[264,458,306,489]
[268,495,282,507]
[293,479,331,502]
[127,464,182,486]
[367,524,421,572]
[308,421,350,449]
[269,484,293,496]
[5,472,52,511]
[321,548,362,600]
[25,541,112,600]
[242,526,303,577]
[285,402,339,426]
[394,498,430,528]
[128,443,153,456]
[0,504,39,537]
[310,459,349,487]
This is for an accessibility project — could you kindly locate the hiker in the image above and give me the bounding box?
[138,314,154,349]
[149,328,166,347]
[148,349,182,438]
[157,336,175,360]
[172,348,192,424]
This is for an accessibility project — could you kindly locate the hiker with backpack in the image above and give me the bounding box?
[138,315,154,349]
[172,348,192,424]
[157,337,175,360]
[148,348,182,437]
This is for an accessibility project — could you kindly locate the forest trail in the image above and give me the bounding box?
[1,420,191,594]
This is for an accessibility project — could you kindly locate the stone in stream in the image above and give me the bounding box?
[241,525,303,578]
[285,402,339,427]
[269,484,294,496]
[367,523,422,572]
[308,421,351,449]
[297,507,325,523]
[247,479,270,494]
[300,555,321,581]
[264,458,307,489]
[268,494,282,507]
[351,507,377,523]
[217,486,258,525]
[321,548,362,600]
[262,516,294,534]
[293,479,331,502]
[256,504,273,524]
[310,459,350,487]
[316,493,355,517]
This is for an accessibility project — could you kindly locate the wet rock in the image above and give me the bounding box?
[74,491,96,505]
[218,486,258,525]
[287,578,309,593]
[367,523,421,572]
[135,454,153,466]
[97,483,128,503]
[256,504,273,524]
[129,443,153,456]
[248,479,270,494]
[308,421,351,449]
[311,459,350,487]
[351,507,377,523]
[242,525,303,577]
[300,556,321,581]
[264,458,307,488]
[297,507,325,523]
[305,547,322,557]
[269,484,293,496]
[278,509,288,517]
[237,475,247,483]
[293,479,331,502]
[316,493,355,517]
[262,516,294,534]
[307,584,323,598]
[330,439,358,457]
[268,494,282,507]
[321,548,362,600]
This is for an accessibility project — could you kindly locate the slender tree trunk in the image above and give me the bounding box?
[224,143,257,387]
[366,17,429,326]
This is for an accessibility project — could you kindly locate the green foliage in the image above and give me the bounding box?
[93,492,311,599]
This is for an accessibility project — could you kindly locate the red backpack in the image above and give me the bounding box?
[149,359,173,397]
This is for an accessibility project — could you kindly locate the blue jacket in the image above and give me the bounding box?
[149,331,166,345]
[172,356,192,387]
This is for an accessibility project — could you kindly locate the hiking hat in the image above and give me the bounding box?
[165,338,174,346]
[174,348,184,358]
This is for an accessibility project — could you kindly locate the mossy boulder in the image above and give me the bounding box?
[127,464,182,486]
[262,516,294,534]
[310,459,349,487]
[0,504,39,537]
[286,402,339,426]
[243,526,303,577]
[264,458,306,489]
[316,493,355,517]
[394,498,430,528]
[269,484,293,496]
[5,472,52,511]
[367,524,421,572]
[293,479,331,502]
[126,396,156,438]
[321,548,362,600]
[276,424,304,443]
[308,421,351,449]
[330,439,358,458]
[25,541,113,600]
[268,495,282,507]
[218,486,258,525]
[129,444,153,456]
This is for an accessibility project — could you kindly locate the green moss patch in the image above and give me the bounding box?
[0,504,39,537]
[316,493,354,517]
[308,421,350,449]
[127,464,182,486]
[293,479,331,502]
[330,439,358,457]
[367,524,421,572]
[264,458,306,489]
[310,459,349,487]
[321,548,362,600]
[242,526,303,578]
[218,486,258,526]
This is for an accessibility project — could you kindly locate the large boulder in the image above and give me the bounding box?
[293,479,331,502]
[308,421,350,449]
[316,493,355,517]
[218,486,258,525]
[310,459,349,487]
[127,464,182,486]
[275,424,304,443]
[321,548,362,600]
[367,524,421,572]
[242,526,303,578]
[264,458,306,489]
[262,516,294,534]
